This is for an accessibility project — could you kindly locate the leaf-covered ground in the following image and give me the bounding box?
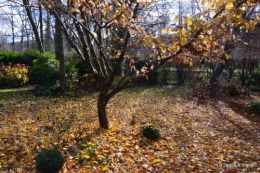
[0,85,259,173]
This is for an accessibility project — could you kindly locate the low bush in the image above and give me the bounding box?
[0,49,40,66]
[65,51,80,76]
[65,51,88,76]
[34,82,61,96]
[245,100,260,115]
[249,69,260,90]
[0,63,29,88]
[141,124,161,140]
[36,149,64,173]
[28,52,58,85]
[20,49,42,66]
[28,52,60,95]
[0,51,18,65]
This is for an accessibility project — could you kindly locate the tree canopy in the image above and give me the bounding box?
[39,0,260,128]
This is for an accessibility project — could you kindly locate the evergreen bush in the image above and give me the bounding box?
[245,100,260,115]
[36,149,64,173]
[0,49,40,66]
[249,69,260,90]
[141,124,161,140]
[28,52,60,95]
[0,51,18,65]
[28,52,58,85]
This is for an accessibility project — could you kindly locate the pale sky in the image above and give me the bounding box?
[0,0,197,43]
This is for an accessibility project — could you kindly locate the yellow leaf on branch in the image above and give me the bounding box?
[201,0,206,6]
[245,22,250,32]
[216,0,223,9]
[184,16,192,27]
[161,28,170,35]
[226,11,234,22]
[225,2,233,12]
[144,74,148,80]
[69,7,76,13]
[180,37,188,46]
[224,53,229,60]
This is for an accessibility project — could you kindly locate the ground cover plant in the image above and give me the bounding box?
[0,85,259,172]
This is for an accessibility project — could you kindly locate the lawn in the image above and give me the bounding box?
[0,85,259,172]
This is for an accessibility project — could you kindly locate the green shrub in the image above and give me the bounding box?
[141,124,161,140]
[65,52,80,93]
[28,52,60,95]
[36,149,64,173]
[245,100,260,115]
[20,49,42,66]
[34,81,61,96]
[249,69,260,90]
[65,51,80,76]
[65,51,87,76]
[0,49,40,66]
[28,52,58,85]
[75,61,87,76]
[0,63,29,88]
[0,51,18,65]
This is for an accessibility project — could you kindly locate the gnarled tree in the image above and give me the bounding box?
[46,0,259,129]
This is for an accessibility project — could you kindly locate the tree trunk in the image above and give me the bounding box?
[54,0,66,93]
[45,13,53,52]
[20,27,24,51]
[39,4,44,51]
[23,0,44,53]
[11,15,15,51]
[97,93,109,129]
[177,66,184,85]
[209,62,225,83]
[210,40,235,84]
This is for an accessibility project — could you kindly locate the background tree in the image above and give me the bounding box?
[54,0,66,93]
[44,12,54,52]
[23,0,44,53]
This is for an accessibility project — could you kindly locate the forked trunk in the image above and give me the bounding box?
[97,94,109,129]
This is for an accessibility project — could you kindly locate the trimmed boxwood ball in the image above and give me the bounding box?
[141,124,161,140]
[36,149,64,173]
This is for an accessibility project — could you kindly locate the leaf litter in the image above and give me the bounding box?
[0,86,259,172]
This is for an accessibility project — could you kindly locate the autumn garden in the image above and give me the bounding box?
[0,0,260,172]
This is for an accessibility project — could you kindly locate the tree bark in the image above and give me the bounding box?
[39,4,44,51]
[54,0,66,93]
[11,15,15,51]
[209,60,225,84]
[23,0,44,53]
[97,92,109,129]
[45,13,53,52]
[210,40,235,84]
